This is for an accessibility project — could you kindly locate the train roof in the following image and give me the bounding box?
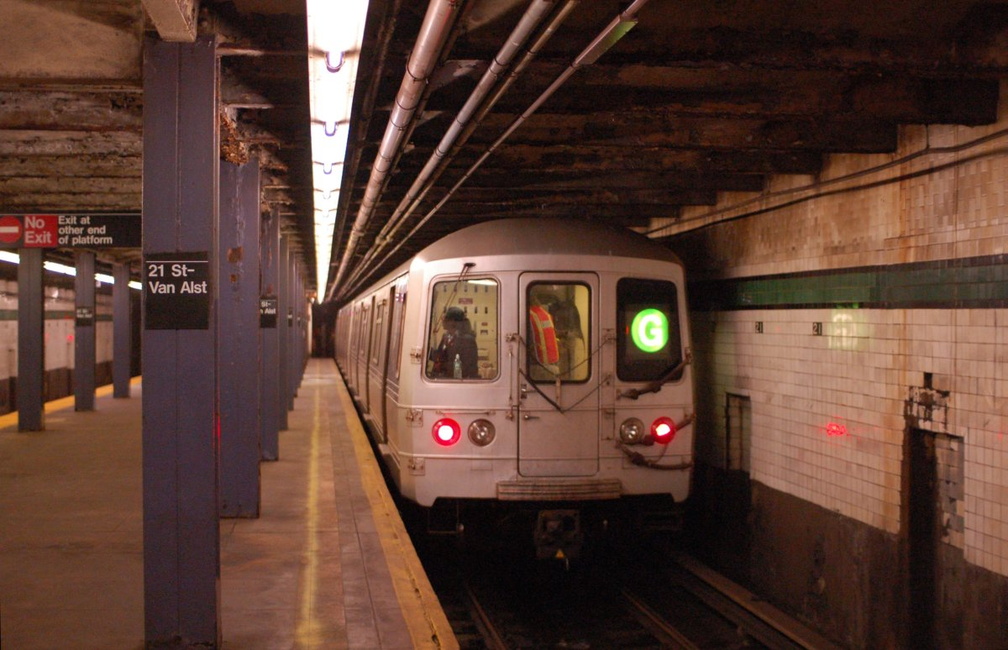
[415,218,682,265]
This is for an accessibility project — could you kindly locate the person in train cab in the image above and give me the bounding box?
[528,296,561,378]
[430,306,479,379]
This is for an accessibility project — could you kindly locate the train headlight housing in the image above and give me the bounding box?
[432,418,461,446]
[468,419,496,446]
[650,416,676,444]
[619,418,646,445]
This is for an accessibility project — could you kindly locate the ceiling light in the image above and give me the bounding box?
[306,0,369,301]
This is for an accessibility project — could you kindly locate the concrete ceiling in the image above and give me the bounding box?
[2,0,1007,301]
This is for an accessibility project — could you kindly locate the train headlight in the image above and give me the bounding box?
[619,418,646,444]
[650,416,676,444]
[468,419,496,446]
[432,418,461,446]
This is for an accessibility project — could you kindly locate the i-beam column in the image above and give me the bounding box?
[112,262,132,398]
[219,159,261,517]
[17,248,44,431]
[141,35,221,648]
[74,251,96,410]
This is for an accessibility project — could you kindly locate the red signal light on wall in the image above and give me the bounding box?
[826,421,847,437]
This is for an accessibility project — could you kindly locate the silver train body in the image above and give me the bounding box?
[335,219,695,552]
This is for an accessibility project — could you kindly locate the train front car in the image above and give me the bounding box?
[346,218,695,560]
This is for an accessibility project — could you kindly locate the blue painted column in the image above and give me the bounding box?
[277,235,289,430]
[17,247,44,431]
[259,209,280,460]
[74,251,96,410]
[218,159,261,517]
[112,262,131,398]
[141,35,221,648]
[287,261,298,407]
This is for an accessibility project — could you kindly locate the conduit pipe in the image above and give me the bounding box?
[329,0,461,296]
[347,0,579,290]
[340,0,652,301]
[373,0,568,253]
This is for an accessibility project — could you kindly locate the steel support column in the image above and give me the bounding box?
[218,159,261,517]
[112,263,131,398]
[259,209,280,460]
[17,248,44,431]
[141,35,221,648]
[74,251,96,410]
[287,260,298,408]
[277,235,289,430]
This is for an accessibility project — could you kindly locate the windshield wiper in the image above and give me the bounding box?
[617,349,692,400]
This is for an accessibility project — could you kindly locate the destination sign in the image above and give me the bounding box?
[144,252,211,330]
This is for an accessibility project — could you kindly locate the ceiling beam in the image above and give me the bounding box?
[141,0,199,43]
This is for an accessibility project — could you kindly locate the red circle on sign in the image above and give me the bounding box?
[0,216,21,244]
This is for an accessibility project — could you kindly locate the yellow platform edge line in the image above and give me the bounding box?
[0,375,143,430]
[334,373,459,650]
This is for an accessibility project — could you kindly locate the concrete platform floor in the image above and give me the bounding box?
[0,358,456,649]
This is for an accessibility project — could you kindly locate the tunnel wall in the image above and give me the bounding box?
[660,83,1008,647]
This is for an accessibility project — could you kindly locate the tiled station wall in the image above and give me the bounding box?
[0,280,115,411]
[651,84,1008,642]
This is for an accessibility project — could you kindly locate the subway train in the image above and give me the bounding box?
[334,218,695,559]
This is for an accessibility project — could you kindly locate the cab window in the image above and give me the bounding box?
[425,278,499,380]
[617,278,682,382]
[527,282,590,383]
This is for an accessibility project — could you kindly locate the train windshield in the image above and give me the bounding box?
[616,278,683,382]
[526,282,590,383]
[425,278,499,381]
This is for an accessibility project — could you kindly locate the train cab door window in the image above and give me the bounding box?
[616,278,683,382]
[518,274,598,477]
[525,282,590,383]
[425,277,499,381]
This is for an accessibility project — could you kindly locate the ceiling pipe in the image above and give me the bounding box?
[345,0,579,291]
[340,0,651,300]
[373,0,568,250]
[329,0,462,298]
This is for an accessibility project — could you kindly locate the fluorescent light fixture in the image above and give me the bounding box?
[0,252,141,290]
[307,0,370,301]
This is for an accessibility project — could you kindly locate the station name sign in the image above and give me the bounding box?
[144,252,210,330]
[259,295,278,328]
[0,214,140,249]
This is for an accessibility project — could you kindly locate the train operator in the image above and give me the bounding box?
[429,306,479,379]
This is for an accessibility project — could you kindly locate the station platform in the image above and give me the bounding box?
[0,358,456,649]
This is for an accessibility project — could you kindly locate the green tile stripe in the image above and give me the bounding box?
[689,254,1008,311]
[0,310,112,321]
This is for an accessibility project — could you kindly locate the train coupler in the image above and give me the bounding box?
[534,509,582,563]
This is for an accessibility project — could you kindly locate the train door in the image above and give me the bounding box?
[358,298,373,409]
[517,274,598,476]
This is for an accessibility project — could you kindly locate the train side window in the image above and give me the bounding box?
[425,277,498,381]
[526,282,590,383]
[616,278,682,382]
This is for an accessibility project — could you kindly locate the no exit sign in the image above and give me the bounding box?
[0,214,58,247]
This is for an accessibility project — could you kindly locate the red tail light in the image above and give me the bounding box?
[432,418,461,446]
[651,416,676,444]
